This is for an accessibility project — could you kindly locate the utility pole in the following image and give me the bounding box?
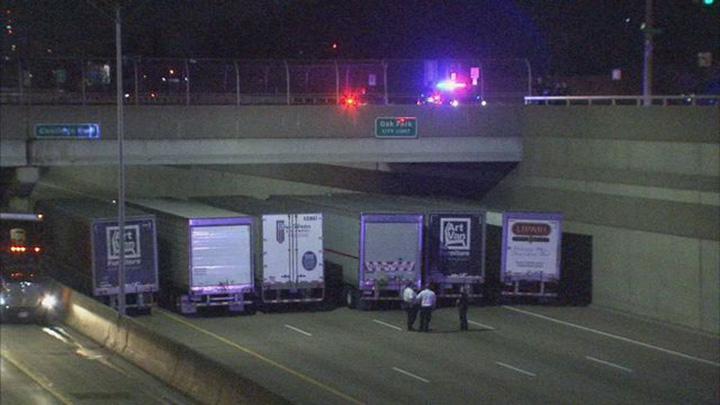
[116,3,126,316]
[642,0,654,106]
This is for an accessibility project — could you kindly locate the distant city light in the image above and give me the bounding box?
[481,100,487,106]
[450,99,460,107]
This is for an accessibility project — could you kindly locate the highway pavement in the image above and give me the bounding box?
[133,304,720,405]
[0,323,196,405]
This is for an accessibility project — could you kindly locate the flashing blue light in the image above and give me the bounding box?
[436,79,467,92]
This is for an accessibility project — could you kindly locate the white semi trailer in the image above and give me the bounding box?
[193,196,324,307]
[269,194,423,310]
[129,198,255,314]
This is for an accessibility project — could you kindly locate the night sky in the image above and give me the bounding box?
[3,0,719,77]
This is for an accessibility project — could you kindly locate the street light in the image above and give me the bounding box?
[115,4,127,317]
[88,0,126,315]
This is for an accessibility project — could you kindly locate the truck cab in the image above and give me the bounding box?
[0,213,59,323]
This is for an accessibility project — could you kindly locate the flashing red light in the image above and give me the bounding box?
[33,246,42,253]
[332,42,338,50]
[341,94,358,107]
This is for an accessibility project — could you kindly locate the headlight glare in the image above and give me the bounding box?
[41,294,58,309]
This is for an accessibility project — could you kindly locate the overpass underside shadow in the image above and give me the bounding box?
[190,162,519,200]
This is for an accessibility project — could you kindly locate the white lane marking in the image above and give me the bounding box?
[42,327,71,344]
[373,319,403,331]
[468,320,496,330]
[502,306,720,368]
[392,367,430,383]
[585,356,634,373]
[496,362,536,377]
[284,324,312,337]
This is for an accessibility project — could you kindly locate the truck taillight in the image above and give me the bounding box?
[10,245,27,252]
[33,246,42,253]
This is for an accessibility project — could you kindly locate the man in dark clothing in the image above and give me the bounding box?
[402,282,419,331]
[457,289,469,331]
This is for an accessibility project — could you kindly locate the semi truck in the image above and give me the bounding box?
[0,212,60,323]
[193,196,324,307]
[129,198,255,314]
[35,199,158,313]
[269,194,423,310]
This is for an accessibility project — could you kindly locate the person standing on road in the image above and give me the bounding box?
[402,282,419,331]
[456,287,469,331]
[416,284,437,332]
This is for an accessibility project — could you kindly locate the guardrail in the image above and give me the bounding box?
[524,95,720,106]
[0,57,533,106]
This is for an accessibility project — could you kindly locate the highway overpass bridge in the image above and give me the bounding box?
[1,104,524,167]
[1,100,718,336]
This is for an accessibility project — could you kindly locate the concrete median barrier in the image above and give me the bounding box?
[56,283,289,405]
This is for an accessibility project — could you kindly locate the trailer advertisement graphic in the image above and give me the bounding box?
[427,214,485,280]
[107,225,141,260]
[441,218,471,251]
[92,218,158,295]
[501,212,562,282]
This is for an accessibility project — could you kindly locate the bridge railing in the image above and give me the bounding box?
[0,57,531,106]
[524,95,720,106]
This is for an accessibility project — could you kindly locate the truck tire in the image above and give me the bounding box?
[342,286,356,309]
[354,293,367,311]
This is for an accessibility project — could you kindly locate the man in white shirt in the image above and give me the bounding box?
[402,282,419,331]
[416,284,437,332]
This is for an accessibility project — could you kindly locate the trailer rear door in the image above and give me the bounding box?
[262,214,323,286]
[190,224,252,287]
[361,214,423,284]
[292,214,323,285]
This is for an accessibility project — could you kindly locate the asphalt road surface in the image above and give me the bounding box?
[0,323,196,405]
[133,304,720,405]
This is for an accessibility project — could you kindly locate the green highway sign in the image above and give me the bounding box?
[35,123,100,139]
[375,117,417,138]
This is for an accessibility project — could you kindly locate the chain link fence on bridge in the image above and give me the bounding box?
[0,57,532,106]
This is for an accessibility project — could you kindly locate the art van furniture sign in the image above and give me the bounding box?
[501,212,562,282]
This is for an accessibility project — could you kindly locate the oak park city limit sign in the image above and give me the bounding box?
[375,117,417,138]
